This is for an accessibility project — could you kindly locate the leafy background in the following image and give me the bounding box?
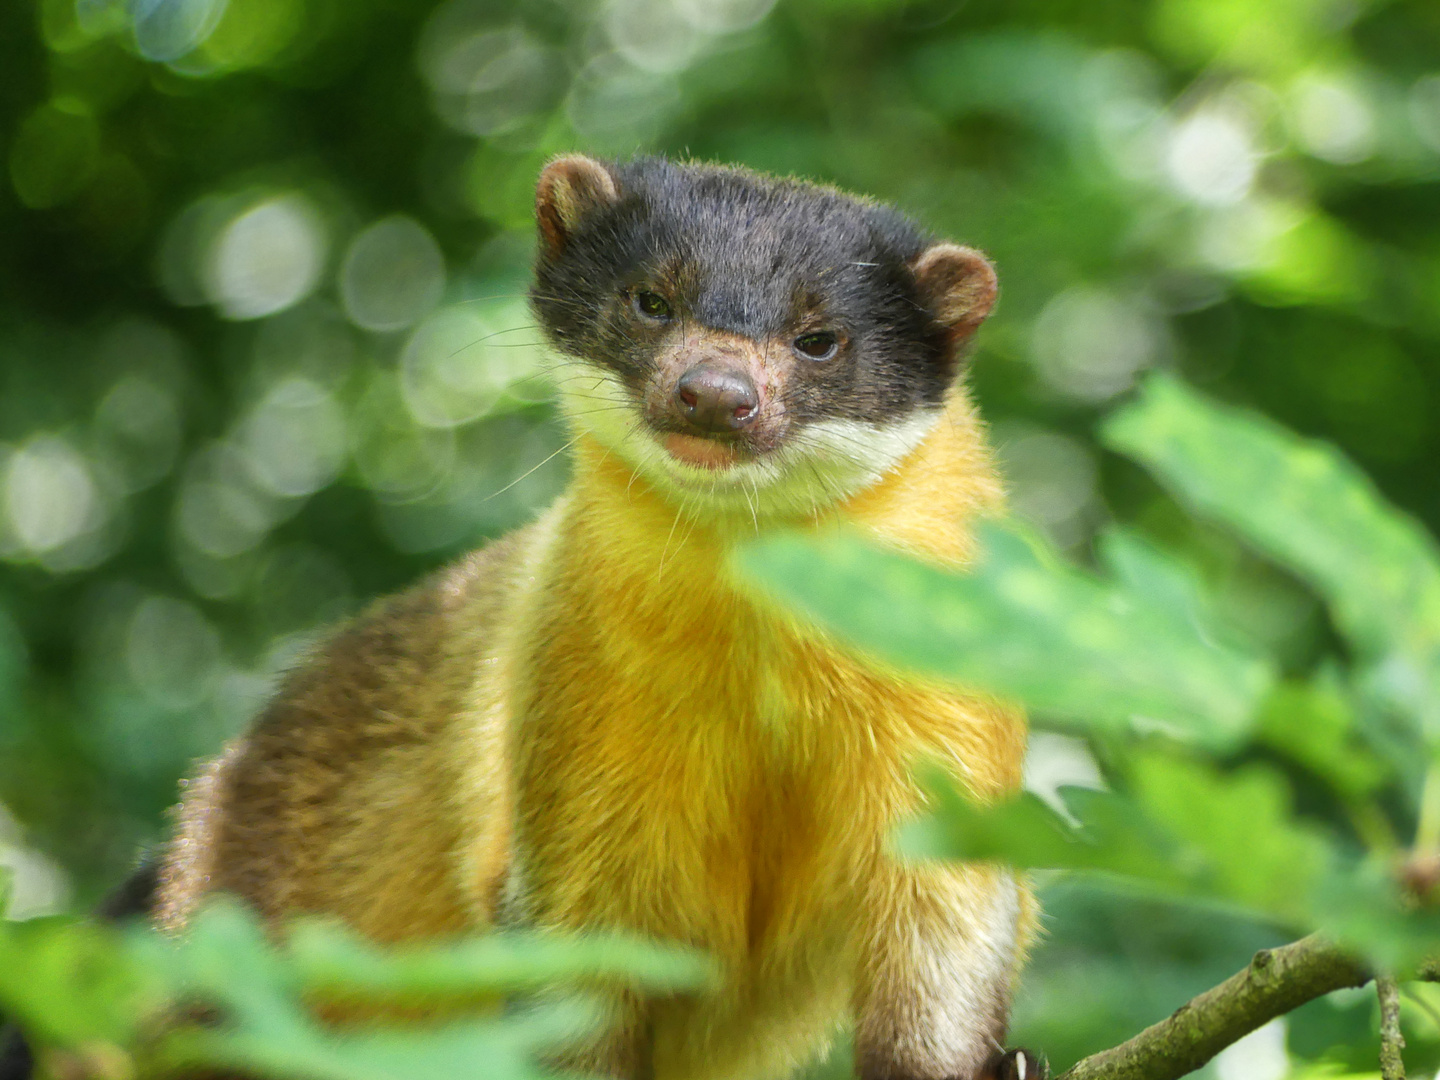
[3,0,1440,1075]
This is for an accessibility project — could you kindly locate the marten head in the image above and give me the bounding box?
[531,155,997,520]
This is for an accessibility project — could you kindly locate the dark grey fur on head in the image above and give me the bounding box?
[533,157,971,427]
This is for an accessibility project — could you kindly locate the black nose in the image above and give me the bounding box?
[674,365,759,434]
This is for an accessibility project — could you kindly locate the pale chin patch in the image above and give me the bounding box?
[553,358,940,522]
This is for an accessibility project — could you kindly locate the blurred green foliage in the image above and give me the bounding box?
[0,896,711,1080]
[3,0,1440,1075]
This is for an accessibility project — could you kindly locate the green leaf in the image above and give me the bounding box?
[1095,527,1213,638]
[1257,681,1387,799]
[134,899,711,1080]
[740,522,1272,747]
[905,755,1330,927]
[0,915,157,1049]
[287,919,717,1002]
[1126,755,1330,925]
[168,1004,591,1080]
[135,900,594,1080]
[1312,856,1440,971]
[1104,374,1440,737]
[901,765,1184,888]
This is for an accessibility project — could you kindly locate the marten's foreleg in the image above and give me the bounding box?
[854,865,1026,1080]
[546,992,653,1080]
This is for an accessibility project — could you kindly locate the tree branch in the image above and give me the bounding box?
[1054,935,1370,1080]
[1378,977,1406,1080]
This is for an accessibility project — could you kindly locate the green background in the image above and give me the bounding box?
[3,0,1440,1072]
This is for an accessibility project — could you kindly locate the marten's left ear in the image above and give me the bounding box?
[909,243,998,344]
[536,155,620,258]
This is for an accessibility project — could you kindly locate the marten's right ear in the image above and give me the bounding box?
[536,155,620,257]
[909,242,998,347]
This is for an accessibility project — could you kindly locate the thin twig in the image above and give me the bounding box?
[1055,935,1370,1080]
[1379,976,1407,1080]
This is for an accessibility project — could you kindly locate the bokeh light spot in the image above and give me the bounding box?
[196,0,302,71]
[1215,1018,1288,1080]
[204,194,327,321]
[1166,105,1259,206]
[235,377,347,498]
[1410,74,1440,155]
[352,373,457,503]
[997,425,1099,548]
[1031,287,1159,402]
[2,436,99,556]
[96,375,183,493]
[175,442,284,559]
[130,0,230,62]
[418,20,562,138]
[605,0,705,74]
[674,0,777,34]
[1290,73,1376,165]
[567,53,680,149]
[400,304,541,428]
[340,216,446,332]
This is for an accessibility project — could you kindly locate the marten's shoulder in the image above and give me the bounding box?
[154,521,541,937]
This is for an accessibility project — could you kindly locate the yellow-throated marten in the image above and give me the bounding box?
[153,156,1036,1080]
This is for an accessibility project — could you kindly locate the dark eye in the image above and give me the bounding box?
[793,331,838,360]
[632,290,671,321]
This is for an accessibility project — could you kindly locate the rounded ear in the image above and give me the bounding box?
[909,242,998,344]
[535,154,620,257]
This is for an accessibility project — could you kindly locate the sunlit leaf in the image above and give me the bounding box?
[1105,374,1440,737]
[740,523,1272,746]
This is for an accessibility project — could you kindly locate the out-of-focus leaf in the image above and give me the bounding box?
[135,899,705,1080]
[1104,375,1440,737]
[168,1003,590,1080]
[1257,681,1387,798]
[288,918,717,1001]
[0,916,157,1048]
[740,523,1272,747]
[1312,857,1440,971]
[903,768,1097,866]
[909,32,1090,142]
[0,608,27,717]
[906,756,1330,926]
[902,765,1185,886]
[1095,527,1213,637]
[1152,0,1344,75]
[1126,755,1330,925]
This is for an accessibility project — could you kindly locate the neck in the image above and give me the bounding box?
[562,388,1002,579]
